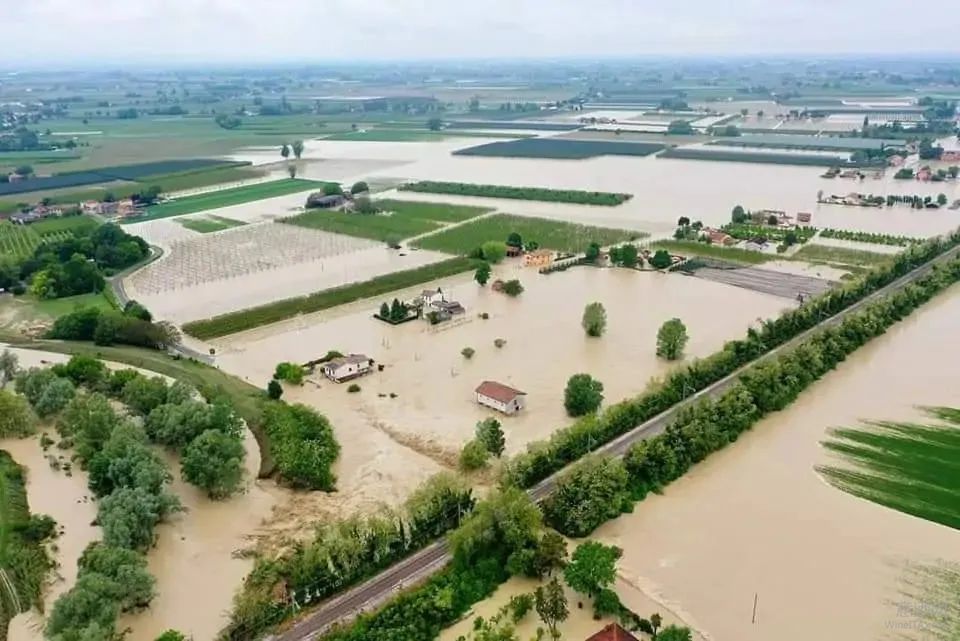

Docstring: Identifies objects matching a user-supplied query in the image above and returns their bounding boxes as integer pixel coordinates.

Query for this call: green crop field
[399,181,632,206]
[0,223,43,260]
[182,256,481,339]
[709,133,906,151]
[413,214,642,254]
[280,199,491,241]
[125,179,326,223]
[793,244,893,267]
[818,408,960,531]
[30,215,101,236]
[177,215,248,234]
[658,147,884,168]
[452,137,665,159]
[649,240,777,265]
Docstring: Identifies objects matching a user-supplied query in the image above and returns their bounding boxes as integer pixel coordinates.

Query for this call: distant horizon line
[3,51,960,73]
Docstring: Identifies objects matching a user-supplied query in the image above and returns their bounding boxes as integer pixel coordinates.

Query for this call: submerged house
[475,380,526,415]
[583,623,640,641]
[321,354,373,382]
[417,288,466,323]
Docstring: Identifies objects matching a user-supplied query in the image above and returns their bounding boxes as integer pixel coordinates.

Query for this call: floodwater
[228,137,960,240]
[593,285,960,641]
[0,347,278,641]
[214,265,788,472]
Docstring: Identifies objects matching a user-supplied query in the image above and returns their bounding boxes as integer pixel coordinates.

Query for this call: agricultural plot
[30,214,101,236]
[709,133,906,151]
[658,147,884,168]
[177,215,248,234]
[1,215,103,259]
[793,244,893,267]
[129,179,326,223]
[280,199,491,241]
[444,120,580,131]
[0,222,43,259]
[399,181,632,206]
[452,137,665,159]
[127,222,380,294]
[413,213,641,254]
[0,158,242,196]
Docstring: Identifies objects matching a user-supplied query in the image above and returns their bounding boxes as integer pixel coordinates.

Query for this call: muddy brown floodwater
[215,265,788,455]
[593,284,960,641]
[0,347,278,641]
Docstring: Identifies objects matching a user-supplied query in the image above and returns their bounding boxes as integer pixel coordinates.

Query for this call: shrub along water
[398,180,632,206]
[504,229,960,490]
[224,473,475,641]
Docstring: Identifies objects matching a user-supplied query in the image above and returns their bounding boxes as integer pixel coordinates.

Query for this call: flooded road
[594,285,960,641]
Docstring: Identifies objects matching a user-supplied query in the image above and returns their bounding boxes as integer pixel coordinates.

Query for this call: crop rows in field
[658,147,886,168]
[399,180,632,206]
[413,213,642,254]
[128,222,378,293]
[709,133,906,152]
[452,137,664,159]
[129,178,325,223]
[0,223,83,260]
[280,199,492,241]
[0,158,245,196]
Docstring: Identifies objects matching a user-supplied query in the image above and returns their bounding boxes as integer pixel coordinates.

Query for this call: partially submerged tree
[476,417,505,457]
[581,302,607,337]
[657,318,689,360]
[475,262,492,286]
[534,577,568,641]
[291,140,304,159]
[563,374,603,417]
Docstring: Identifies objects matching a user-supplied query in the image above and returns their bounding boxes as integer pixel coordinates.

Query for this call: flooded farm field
[213,264,789,462]
[230,138,960,240]
[0,348,278,641]
[592,285,960,641]
[124,223,450,323]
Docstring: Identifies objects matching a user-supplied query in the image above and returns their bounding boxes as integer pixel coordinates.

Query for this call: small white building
[418,288,445,307]
[321,354,373,383]
[475,380,526,415]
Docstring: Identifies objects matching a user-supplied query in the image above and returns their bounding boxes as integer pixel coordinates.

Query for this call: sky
[3,0,959,66]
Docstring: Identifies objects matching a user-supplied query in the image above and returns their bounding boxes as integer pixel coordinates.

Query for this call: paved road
[274,243,960,641]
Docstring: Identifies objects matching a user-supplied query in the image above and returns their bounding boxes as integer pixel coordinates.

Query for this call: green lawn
[126,179,325,223]
[30,215,101,236]
[182,256,480,339]
[31,291,116,317]
[280,199,492,241]
[177,215,248,234]
[413,214,642,254]
[819,407,960,530]
[793,244,893,267]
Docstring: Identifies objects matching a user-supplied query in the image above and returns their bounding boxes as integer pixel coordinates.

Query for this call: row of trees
[279,140,305,160]
[542,251,960,539]
[46,304,180,351]
[225,473,475,641]
[502,228,960,489]
[261,401,340,490]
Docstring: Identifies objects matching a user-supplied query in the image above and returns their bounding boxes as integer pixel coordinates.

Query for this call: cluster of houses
[416,287,466,323]
[6,197,143,225]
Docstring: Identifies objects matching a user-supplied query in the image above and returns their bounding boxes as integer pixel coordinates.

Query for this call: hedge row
[398,180,632,206]
[545,252,960,537]
[182,257,480,339]
[504,229,960,489]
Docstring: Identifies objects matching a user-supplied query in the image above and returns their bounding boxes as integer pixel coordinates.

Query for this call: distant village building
[475,380,526,415]
[416,288,465,323]
[321,354,373,383]
[744,236,770,252]
[583,623,640,641]
[797,212,813,223]
[505,245,523,258]
[523,249,555,268]
[7,173,25,183]
[942,150,960,162]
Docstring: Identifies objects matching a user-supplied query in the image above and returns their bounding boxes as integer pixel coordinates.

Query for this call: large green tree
[0,389,35,437]
[543,456,629,537]
[563,373,604,417]
[476,417,506,457]
[563,541,622,597]
[534,577,568,641]
[657,318,688,360]
[181,429,245,499]
[581,302,607,337]
[0,349,18,388]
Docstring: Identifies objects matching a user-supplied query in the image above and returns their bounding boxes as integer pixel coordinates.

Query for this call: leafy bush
[0,389,36,437]
[262,402,340,490]
[543,456,629,537]
[459,438,490,471]
[564,374,604,417]
[181,429,245,499]
[347,383,361,393]
[581,302,607,337]
[461,347,476,359]
[656,318,688,360]
[273,362,305,385]
[501,279,524,296]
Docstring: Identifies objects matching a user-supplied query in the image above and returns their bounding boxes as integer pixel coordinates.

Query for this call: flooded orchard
[593,285,960,641]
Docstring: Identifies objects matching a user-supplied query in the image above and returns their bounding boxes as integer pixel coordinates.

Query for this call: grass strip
[182,257,481,339]
[650,240,777,265]
[794,244,893,267]
[128,179,325,222]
